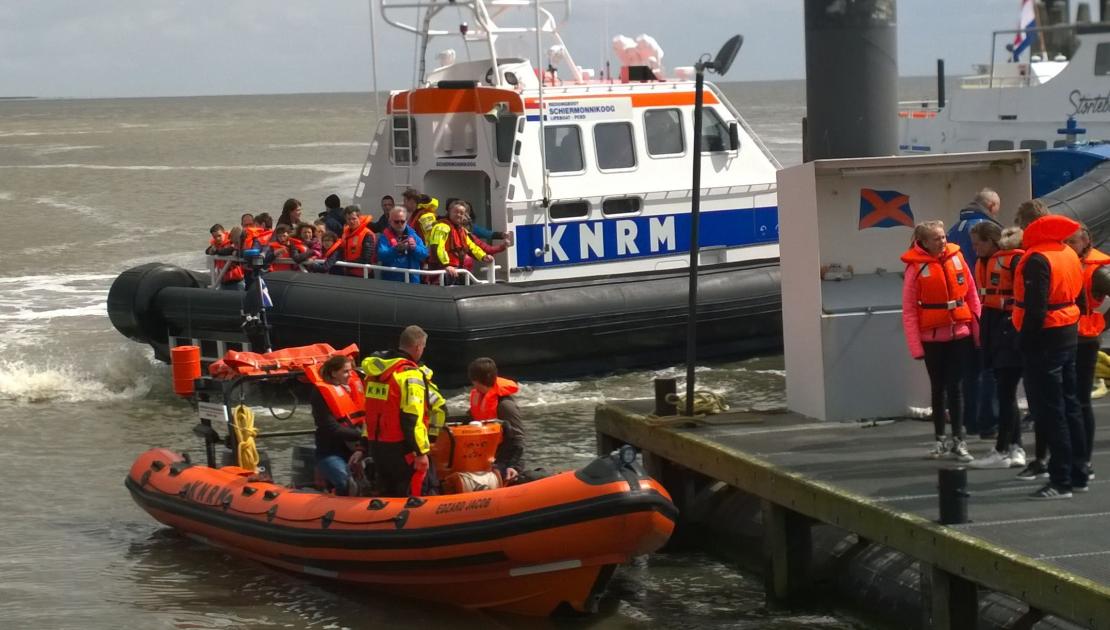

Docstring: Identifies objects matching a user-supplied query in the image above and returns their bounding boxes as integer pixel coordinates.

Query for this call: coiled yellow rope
[231,404,260,472]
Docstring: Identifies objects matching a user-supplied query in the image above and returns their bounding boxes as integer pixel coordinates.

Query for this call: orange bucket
[431,421,503,479]
[171,345,201,396]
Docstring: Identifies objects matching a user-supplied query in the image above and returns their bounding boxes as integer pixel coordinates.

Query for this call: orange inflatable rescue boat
[129,344,676,616]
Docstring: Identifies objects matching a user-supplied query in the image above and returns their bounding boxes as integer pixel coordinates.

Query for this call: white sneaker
[1007,445,1027,468]
[927,439,946,459]
[951,439,974,463]
[971,449,1011,469]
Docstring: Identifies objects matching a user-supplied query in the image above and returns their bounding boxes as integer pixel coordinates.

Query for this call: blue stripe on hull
[514,206,779,268]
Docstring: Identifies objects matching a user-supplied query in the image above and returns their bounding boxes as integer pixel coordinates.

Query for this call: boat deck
[595,399,1110,628]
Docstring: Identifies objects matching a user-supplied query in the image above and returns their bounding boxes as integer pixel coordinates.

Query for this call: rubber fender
[1039,161,1110,248]
[107,263,201,344]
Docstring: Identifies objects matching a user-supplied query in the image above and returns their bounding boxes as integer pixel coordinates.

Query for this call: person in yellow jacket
[427,200,493,285]
[361,325,445,496]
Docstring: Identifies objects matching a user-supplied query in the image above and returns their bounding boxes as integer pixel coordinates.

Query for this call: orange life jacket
[327,216,374,277]
[363,357,420,444]
[303,366,366,428]
[1079,247,1110,337]
[1012,216,1084,331]
[243,226,272,250]
[209,233,244,283]
[900,242,973,331]
[469,377,520,421]
[432,218,470,268]
[267,240,297,272]
[974,248,1023,312]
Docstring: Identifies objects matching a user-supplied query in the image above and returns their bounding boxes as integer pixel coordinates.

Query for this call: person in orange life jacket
[371,195,396,233]
[968,223,1027,469]
[240,213,255,228]
[321,193,345,236]
[242,212,273,251]
[325,205,376,277]
[309,232,344,274]
[361,325,434,497]
[277,198,303,229]
[901,220,981,462]
[377,207,428,283]
[468,357,524,482]
[262,225,300,272]
[427,200,492,285]
[295,223,322,260]
[205,224,245,291]
[950,190,1003,440]
[310,355,367,496]
[1012,200,1088,498]
[277,223,313,267]
[1065,225,1110,483]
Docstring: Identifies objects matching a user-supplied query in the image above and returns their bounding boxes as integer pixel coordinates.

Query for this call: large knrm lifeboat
[107,0,783,384]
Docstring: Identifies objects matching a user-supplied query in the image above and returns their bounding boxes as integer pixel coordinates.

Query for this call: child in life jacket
[206,224,245,290]
[969,223,1027,470]
[901,220,981,463]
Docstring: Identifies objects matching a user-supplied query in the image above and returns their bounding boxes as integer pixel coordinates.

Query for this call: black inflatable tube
[107,260,782,385]
[1039,160,1110,246]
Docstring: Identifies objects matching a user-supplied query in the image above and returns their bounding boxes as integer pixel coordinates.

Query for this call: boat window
[544,125,585,173]
[602,197,642,217]
[549,200,589,220]
[1020,139,1047,151]
[495,113,519,164]
[987,140,1014,151]
[1097,43,1110,75]
[644,108,685,156]
[700,108,732,153]
[392,115,417,164]
[594,122,637,170]
[1053,140,1068,148]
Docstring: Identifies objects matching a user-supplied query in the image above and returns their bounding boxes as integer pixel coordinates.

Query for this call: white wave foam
[0,302,106,321]
[0,191,12,201]
[0,351,157,403]
[33,195,111,222]
[0,163,362,173]
[267,142,368,149]
[34,144,102,156]
[0,130,107,138]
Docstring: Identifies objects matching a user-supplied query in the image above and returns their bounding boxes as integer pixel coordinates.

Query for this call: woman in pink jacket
[901,220,981,462]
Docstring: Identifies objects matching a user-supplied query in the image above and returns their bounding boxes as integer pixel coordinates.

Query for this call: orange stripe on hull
[523,91,719,110]
[388,89,525,115]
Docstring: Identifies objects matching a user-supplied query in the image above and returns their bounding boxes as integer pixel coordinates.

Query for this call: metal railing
[206,255,497,288]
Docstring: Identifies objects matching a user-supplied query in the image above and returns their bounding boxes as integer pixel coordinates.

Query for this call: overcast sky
[0,0,1063,98]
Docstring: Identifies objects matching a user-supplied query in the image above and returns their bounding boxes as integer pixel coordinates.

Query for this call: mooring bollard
[654,377,677,416]
[937,467,969,525]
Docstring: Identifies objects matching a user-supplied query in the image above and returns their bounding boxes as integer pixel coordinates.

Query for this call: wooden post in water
[762,500,813,604]
[930,565,980,630]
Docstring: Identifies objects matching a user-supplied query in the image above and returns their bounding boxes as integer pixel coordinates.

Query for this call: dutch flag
[258,276,274,309]
[1009,0,1037,61]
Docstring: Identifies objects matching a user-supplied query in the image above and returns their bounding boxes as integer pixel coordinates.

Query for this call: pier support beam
[762,500,813,604]
[929,565,980,630]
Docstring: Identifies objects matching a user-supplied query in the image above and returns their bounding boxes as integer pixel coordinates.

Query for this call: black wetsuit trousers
[1077,337,1099,461]
[371,442,414,498]
[923,338,972,440]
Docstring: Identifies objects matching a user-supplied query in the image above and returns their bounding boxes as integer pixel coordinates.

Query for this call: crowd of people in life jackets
[901,188,1110,499]
[205,189,513,289]
[309,325,525,498]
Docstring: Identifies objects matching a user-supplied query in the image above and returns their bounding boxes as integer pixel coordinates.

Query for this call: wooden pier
[596,399,1110,629]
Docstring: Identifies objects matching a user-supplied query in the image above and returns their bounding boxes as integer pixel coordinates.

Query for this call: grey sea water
[0,80,937,629]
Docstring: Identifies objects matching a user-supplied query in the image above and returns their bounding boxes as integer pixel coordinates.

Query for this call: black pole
[685,64,706,417]
[936,59,946,109]
[804,0,898,159]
